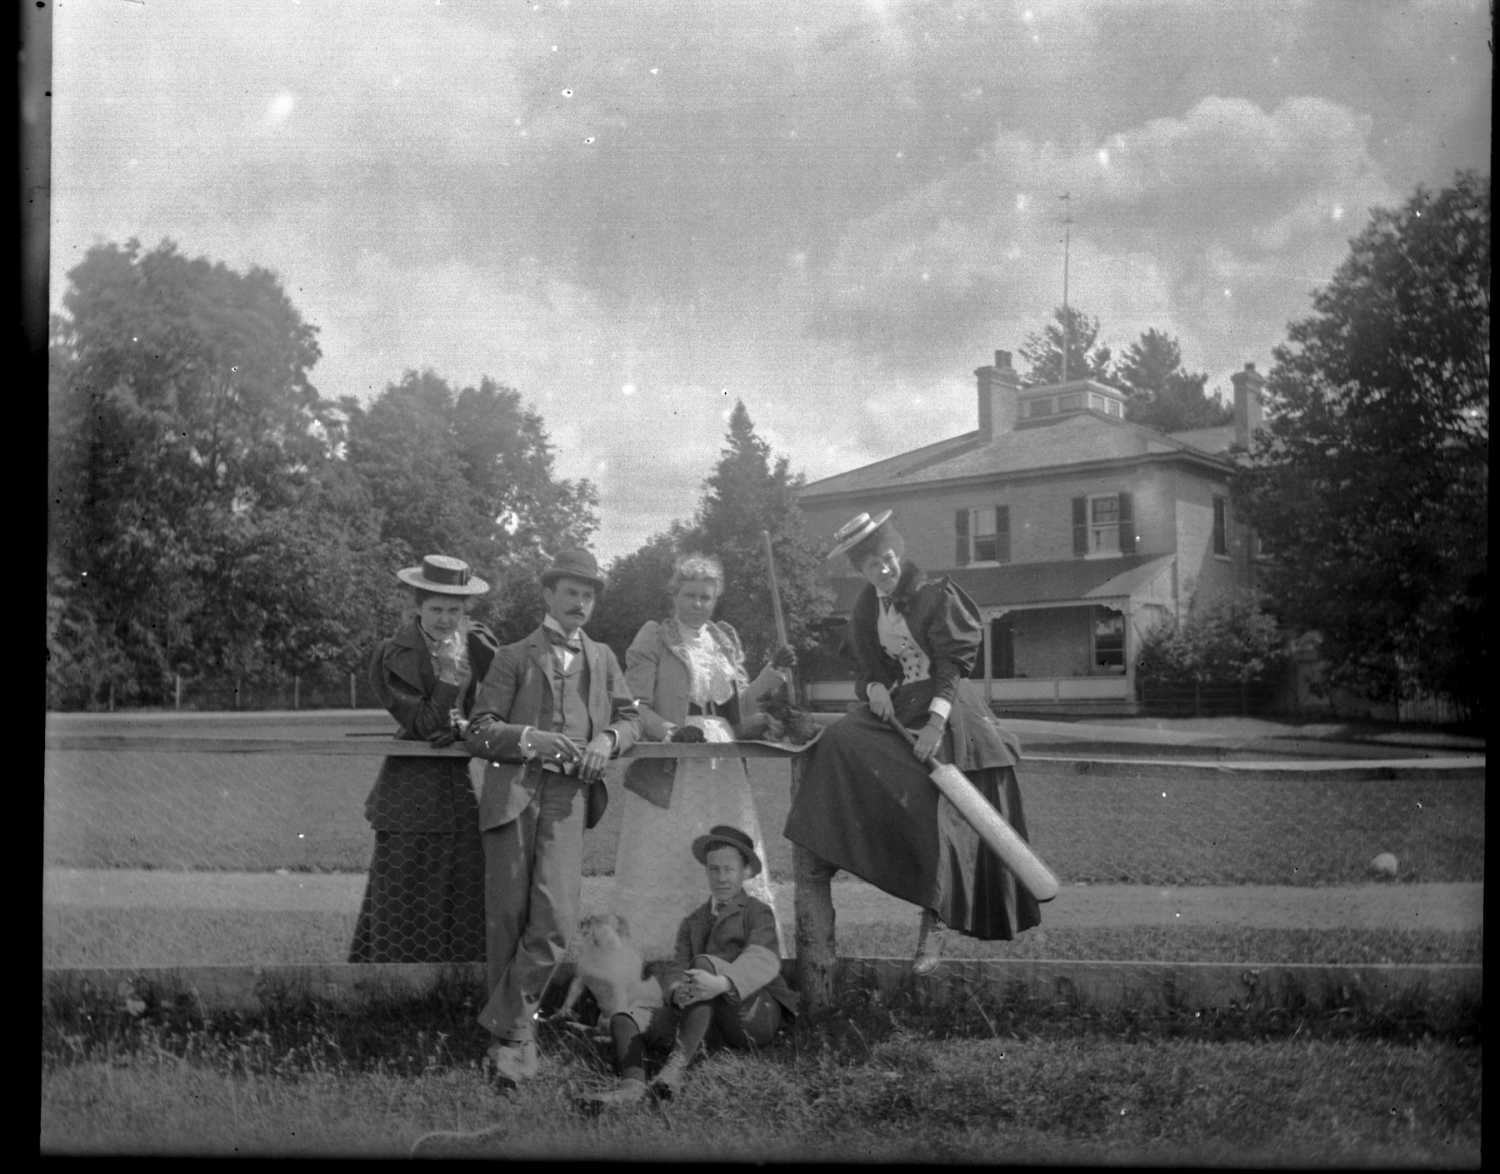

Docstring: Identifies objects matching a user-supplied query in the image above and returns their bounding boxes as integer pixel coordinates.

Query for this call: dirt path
[43,868,1484,933]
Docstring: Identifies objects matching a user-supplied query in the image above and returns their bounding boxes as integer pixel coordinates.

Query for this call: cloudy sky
[49,0,1490,563]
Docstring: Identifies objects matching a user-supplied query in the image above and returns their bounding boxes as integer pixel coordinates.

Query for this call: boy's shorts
[605,982,665,1035]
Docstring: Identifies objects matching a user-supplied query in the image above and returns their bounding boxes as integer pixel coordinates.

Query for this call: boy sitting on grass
[579,824,800,1108]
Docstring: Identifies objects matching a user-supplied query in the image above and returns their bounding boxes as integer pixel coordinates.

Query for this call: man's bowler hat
[691,824,763,878]
[539,548,606,591]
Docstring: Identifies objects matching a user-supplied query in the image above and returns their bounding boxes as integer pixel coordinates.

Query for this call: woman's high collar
[878,559,925,607]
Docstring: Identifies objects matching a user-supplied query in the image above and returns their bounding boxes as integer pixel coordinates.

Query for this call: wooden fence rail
[44,727,839,1010]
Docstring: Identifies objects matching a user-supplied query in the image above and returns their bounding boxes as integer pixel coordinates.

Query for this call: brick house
[797,349,1267,715]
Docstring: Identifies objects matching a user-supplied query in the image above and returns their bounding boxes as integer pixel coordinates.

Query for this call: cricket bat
[891,720,1060,903]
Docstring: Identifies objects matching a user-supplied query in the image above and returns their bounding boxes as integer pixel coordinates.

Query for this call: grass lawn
[43,751,1486,884]
[40,979,1481,1162]
[41,902,1485,968]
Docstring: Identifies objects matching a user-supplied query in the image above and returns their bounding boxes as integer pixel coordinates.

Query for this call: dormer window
[1019,379,1126,425]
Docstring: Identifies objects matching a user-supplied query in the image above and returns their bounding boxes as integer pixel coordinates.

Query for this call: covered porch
[806,555,1177,717]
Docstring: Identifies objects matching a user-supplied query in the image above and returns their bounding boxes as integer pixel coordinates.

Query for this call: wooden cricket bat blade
[928,762,1060,902]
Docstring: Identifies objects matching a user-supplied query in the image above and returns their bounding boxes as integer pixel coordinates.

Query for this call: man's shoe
[578,1078,649,1110]
[651,1047,691,1098]
[486,1039,540,1085]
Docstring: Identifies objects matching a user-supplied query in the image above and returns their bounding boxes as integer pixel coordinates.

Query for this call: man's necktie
[546,628,582,653]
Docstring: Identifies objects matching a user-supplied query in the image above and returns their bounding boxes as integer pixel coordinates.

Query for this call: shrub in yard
[1135,590,1288,699]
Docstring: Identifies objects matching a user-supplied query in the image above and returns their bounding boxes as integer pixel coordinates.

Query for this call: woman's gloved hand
[912,715,945,763]
[865,681,895,721]
[734,712,784,741]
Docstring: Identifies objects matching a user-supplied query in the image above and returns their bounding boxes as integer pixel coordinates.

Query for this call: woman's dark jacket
[847,560,1020,771]
[364,619,500,832]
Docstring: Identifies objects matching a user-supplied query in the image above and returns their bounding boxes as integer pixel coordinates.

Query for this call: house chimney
[976,349,1022,439]
[1230,362,1265,450]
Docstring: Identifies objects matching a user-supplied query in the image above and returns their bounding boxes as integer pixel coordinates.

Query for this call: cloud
[801,93,1398,384]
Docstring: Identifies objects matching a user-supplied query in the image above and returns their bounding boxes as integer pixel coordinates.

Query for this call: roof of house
[801,412,1235,500]
[829,553,1175,612]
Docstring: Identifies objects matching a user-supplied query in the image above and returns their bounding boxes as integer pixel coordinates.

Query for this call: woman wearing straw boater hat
[784,511,1041,974]
[349,554,498,964]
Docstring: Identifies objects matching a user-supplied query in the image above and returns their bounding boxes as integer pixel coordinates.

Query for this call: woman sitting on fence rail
[350,554,498,964]
[784,511,1041,974]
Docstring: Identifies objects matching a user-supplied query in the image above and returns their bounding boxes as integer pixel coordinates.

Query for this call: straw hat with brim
[826,509,895,563]
[539,548,606,591]
[691,825,762,878]
[396,554,490,595]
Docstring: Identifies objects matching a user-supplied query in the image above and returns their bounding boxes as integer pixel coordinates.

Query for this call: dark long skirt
[785,700,1042,941]
[348,830,487,963]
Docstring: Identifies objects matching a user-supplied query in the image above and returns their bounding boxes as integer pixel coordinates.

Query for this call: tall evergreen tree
[1115,328,1232,431]
[1018,305,1115,386]
[675,402,833,668]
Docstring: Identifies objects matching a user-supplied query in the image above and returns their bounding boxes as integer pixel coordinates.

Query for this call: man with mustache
[463,549,641,1085]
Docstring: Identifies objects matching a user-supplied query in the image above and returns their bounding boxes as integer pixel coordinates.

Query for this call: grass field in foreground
[40,981,1481,1162]
[41,902,1485,968]
[44,750,1486,885]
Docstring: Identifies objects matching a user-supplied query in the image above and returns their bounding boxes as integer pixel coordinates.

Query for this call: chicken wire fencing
[42,719,1483,970]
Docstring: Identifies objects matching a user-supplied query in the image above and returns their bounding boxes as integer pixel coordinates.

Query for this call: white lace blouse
[681,624,740,709]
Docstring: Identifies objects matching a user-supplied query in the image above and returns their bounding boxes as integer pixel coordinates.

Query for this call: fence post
[293,674,301,711]
[108,682,115,713]
[234,677,242,710]
[174,674,182,710]
[790,756,836,1013]
[349,672,357,709]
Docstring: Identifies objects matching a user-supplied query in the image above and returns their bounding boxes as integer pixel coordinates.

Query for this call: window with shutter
[960,506,1011,564]
[1078,493,1131,556]
[1212,495,1228,556]
[954,510,969,566]
[1087,494,1121,555]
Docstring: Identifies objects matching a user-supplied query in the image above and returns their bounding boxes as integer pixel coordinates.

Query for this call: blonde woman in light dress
[608,553,795,960]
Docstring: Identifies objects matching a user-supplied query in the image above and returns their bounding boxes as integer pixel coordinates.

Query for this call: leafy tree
[342,369,600,643]
[1235,171,1489,720]
[677,402,833,669]
[588,528,688,659]
[1114,328,1232,432]
[48,239,340,704]
[1018,305,1115,386]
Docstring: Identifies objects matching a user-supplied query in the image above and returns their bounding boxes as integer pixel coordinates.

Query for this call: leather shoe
[486,1039,540,1085]
[579,1078,648,1110]
[912,909,947,976]
[651,1047,691,1098]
